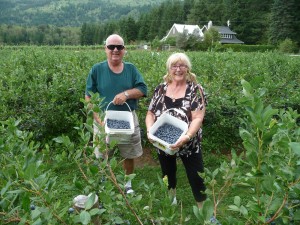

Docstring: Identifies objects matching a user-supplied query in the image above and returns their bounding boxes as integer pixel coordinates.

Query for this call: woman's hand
[147,131,154,143]
[170,134,190,150]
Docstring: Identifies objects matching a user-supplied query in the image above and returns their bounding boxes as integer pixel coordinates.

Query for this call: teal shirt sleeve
[85,66,98,97]
[129,63,147,97]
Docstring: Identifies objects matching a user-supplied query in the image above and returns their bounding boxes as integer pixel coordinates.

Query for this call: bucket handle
[105,101,132,112]
[162,108,189,123]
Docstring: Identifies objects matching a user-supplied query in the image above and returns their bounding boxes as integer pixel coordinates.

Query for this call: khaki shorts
[93,111,143,159]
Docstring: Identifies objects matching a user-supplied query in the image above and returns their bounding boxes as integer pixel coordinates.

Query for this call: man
[85,34,147,194]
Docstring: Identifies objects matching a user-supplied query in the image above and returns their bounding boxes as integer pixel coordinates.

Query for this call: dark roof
[213,26,236,35]
[220,36,244,44]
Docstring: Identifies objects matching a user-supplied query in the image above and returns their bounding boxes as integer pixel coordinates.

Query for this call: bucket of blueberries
[148,108,188,155]
[104,101,134,144]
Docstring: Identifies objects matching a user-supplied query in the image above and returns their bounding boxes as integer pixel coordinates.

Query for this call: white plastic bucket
[104,101,134,144]
[148,108,188,155]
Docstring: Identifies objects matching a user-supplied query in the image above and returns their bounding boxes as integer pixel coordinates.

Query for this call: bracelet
[185,133,191,141]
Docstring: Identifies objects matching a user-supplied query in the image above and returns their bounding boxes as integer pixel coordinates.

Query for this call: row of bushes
[0,48,299,153]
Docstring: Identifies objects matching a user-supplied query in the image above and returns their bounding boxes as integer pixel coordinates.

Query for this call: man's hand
[113,92,127,105]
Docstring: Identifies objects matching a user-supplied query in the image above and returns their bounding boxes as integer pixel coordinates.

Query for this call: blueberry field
[0,46,300,224]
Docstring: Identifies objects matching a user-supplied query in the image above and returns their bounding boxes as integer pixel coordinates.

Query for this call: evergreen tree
[187,0,209,25]
[137,14,151,41]
[158,0,185,38]
[183,0,195,22]
[222,0,272,44]
[269,0,299,45]
[148,6,164,40]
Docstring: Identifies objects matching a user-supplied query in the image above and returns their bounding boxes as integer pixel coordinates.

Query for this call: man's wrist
[124,91,129,99]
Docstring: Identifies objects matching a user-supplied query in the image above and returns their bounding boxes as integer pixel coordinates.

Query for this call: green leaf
[31,208,41,220]
[212,168,219,178]
[290,142,300,156]
[228,205,240,212]
[32,218,42,225]
[80,211,91,225]
[52,136,64,143]
[262,177,275,192]
[254,100,264,115]
[114,216,124,223]
[234,196,241,207]
[21,193,30,212]
[24,162,37,180]
[193,205,203,221]
[1,180,11,196]
[85,123,94,134]
[74,181,84,190]
[239,128,252,141]
[294,209,300,220]
[240,205,248,216]
[202,199,214,221]
[241,79,253,97]
[88,164,98,175]
[89,208,102,216]
[262,105,278,124]
[85,193,96,210]
[125,173,136,182]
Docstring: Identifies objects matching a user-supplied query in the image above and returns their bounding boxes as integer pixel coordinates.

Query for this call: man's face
[105,36,125,64]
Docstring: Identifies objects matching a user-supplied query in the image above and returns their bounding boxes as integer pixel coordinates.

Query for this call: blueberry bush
[0,46,299,224]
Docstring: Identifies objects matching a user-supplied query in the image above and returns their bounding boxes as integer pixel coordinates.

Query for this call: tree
[269,0,299,46]
[222,0,273,44]
[187,0,209,25]
[121,16,138,43]
[137,14,151,41]
[203,27,220,50]
[158,0,185,38]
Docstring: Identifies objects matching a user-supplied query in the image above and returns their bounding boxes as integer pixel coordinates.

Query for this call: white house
[161,23,204,41]
[162,21,244,44]
[202,21,244,44]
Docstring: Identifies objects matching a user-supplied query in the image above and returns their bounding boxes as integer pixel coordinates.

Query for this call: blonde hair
[163,52,197,83]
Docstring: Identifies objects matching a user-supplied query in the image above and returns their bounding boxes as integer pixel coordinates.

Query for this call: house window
[173,28,175,34]
[221,34,233,39]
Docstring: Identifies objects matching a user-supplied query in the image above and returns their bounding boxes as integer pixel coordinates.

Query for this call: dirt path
[135,147,159,168]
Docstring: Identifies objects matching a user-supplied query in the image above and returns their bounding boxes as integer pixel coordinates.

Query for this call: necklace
[170,85,179,102]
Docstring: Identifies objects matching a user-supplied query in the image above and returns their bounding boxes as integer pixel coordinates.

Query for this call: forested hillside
[0,0,165,26]
[0,0,299,48]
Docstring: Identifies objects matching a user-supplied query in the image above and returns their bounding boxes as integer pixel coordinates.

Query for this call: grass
[53,148,243,224]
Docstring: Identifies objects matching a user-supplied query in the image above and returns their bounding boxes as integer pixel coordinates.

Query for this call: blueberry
[68,207,74,214]
[153,123,183,144]
[107,119,130,129]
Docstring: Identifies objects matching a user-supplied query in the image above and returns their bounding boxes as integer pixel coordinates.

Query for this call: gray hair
[105,34,124,46]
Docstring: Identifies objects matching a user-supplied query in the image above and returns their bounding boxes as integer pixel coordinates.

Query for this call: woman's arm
[186,107,206,138]
[145,111,155,132]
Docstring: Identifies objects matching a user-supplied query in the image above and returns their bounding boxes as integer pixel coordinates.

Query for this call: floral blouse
[148,81,207,156]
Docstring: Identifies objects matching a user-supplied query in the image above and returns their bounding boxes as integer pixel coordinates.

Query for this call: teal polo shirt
[85,60,147,111]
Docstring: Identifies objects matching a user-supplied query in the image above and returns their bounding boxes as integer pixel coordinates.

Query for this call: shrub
[278,38,299,54]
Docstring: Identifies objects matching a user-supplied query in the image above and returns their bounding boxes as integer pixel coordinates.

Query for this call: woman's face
[169,60,188,82]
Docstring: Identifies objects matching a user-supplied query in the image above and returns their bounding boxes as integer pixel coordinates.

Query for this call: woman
[145,52,207,208]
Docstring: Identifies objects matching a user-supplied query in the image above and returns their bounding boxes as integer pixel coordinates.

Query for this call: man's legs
[123,158,134,175]
[123,158,134,194]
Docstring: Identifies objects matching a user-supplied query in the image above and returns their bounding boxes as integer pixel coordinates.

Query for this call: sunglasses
[106,45,125,51]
